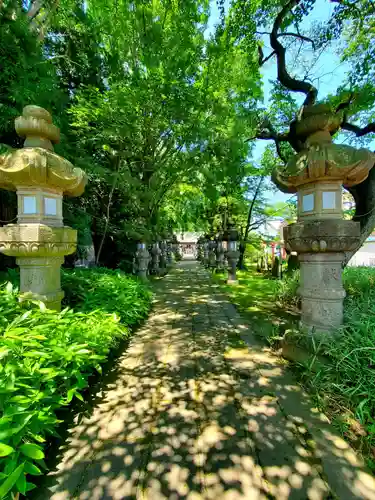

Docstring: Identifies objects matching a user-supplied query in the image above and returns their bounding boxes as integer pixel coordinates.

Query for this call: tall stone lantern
[135,242,150,280]
[0,106,87,310]
[272,104,374,332]
[225,224,240,284]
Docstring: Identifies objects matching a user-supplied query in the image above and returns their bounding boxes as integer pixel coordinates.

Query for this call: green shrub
[311,268,375,441]
[0,269,151,499]
[277,266,375,466]
[275,270,300,308]
[61,267,151,324]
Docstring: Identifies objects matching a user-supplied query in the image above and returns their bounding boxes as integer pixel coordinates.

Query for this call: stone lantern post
[197,237,203,262]
[166,235,173,266]
[160,239,168,272]
[208,238,216,271]
[215,234,225,272]
[225,225,240,284]
[202,237,209,267]
[272,104,374,332]
[135,242,150,280]
[151,240,161,275]
[0,106,87,310]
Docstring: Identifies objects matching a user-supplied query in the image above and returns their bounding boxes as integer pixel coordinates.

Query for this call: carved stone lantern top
[272,104,375,221]
[0,106,87,197]
[273,104,374,195]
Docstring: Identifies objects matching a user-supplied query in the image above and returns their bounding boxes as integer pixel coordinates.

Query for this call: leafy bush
[61,267,151,324]
[0,269,151,498]
[309,268,375,451]
[275,269,300,308]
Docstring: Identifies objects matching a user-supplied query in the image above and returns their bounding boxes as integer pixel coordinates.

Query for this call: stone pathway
[42,261,375,499]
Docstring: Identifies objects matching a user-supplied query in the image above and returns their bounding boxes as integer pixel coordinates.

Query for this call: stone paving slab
[40,261,375,499]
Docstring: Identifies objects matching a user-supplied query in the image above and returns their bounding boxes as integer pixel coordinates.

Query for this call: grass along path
[212,266,299,343]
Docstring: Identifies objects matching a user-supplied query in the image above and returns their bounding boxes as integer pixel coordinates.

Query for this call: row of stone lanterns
[197,225,240,283]
[134,235,179,280]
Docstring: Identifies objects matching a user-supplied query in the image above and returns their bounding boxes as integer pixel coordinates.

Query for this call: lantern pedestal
[203,242,209,267]
[0,224,77,310]
[208,241,216,271]
[226,249,240,284]
[151,242,161,275]
[215,242,225,273]
[18,257,65,310]
[166,242,173,266]
[284,219,360,332]
[135,243,150,280]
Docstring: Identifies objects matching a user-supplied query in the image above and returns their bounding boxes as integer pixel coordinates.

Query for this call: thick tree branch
[270,0,318,106]
[260,50,277,66]
[278,32,315,49]
[341,121,375,137]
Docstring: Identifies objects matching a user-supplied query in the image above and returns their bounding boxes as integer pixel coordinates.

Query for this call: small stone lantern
[0,106,87,310]
[225,224,240,284]
[202,237,209,267]
[215,234,225,272]
[208,238,216,271]
[135,242,150,280]
[150,240,161,275]
[273,104,374,332]
[166,236,173,266]
[171,234,181,261]
[159,239,168,272]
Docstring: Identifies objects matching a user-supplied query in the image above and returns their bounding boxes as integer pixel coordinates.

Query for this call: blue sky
[206,0,350,205]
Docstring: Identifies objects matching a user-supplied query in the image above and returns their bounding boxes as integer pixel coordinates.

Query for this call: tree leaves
[0,445,14,458]
[19,444,44,460]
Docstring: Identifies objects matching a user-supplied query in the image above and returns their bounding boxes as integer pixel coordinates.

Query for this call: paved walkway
[43,261,375,499]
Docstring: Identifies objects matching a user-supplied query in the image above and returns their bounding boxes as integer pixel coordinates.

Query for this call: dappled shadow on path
[40,261,375,500]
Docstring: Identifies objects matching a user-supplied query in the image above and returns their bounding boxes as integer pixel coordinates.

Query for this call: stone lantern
[171,234,181,261]
[166,235,173,266]
[215,234,225,272]
[135,242,150,280]
[225,224,240,284]
[150,240,161,275]
[208,238,217,271]
[202,237,209,267]
[159,239,168,272]
[272,103,374,332]
[0,106,87,310]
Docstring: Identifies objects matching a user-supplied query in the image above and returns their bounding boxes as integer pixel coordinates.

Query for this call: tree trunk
[345,167,375,266]
[239,176,264,269]
[96,162,119,265]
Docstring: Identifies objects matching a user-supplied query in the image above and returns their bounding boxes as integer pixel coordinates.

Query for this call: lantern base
[17,256,65,311]
[137,269,148,281]
[298,253,346,333]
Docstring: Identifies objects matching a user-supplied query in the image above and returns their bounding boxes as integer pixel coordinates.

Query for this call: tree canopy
[1,0,375,268]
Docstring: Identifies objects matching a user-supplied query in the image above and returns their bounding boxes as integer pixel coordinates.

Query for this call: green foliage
[0,269,151,499]
[0,2,61,146]
[62,267,151,323]
[273,266,375,468]
[275,269,300,308]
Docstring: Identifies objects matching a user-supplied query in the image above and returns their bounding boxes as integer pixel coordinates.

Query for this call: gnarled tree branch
[270,0,318,106]
[341,121,375,137]
[278,32,315,48]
